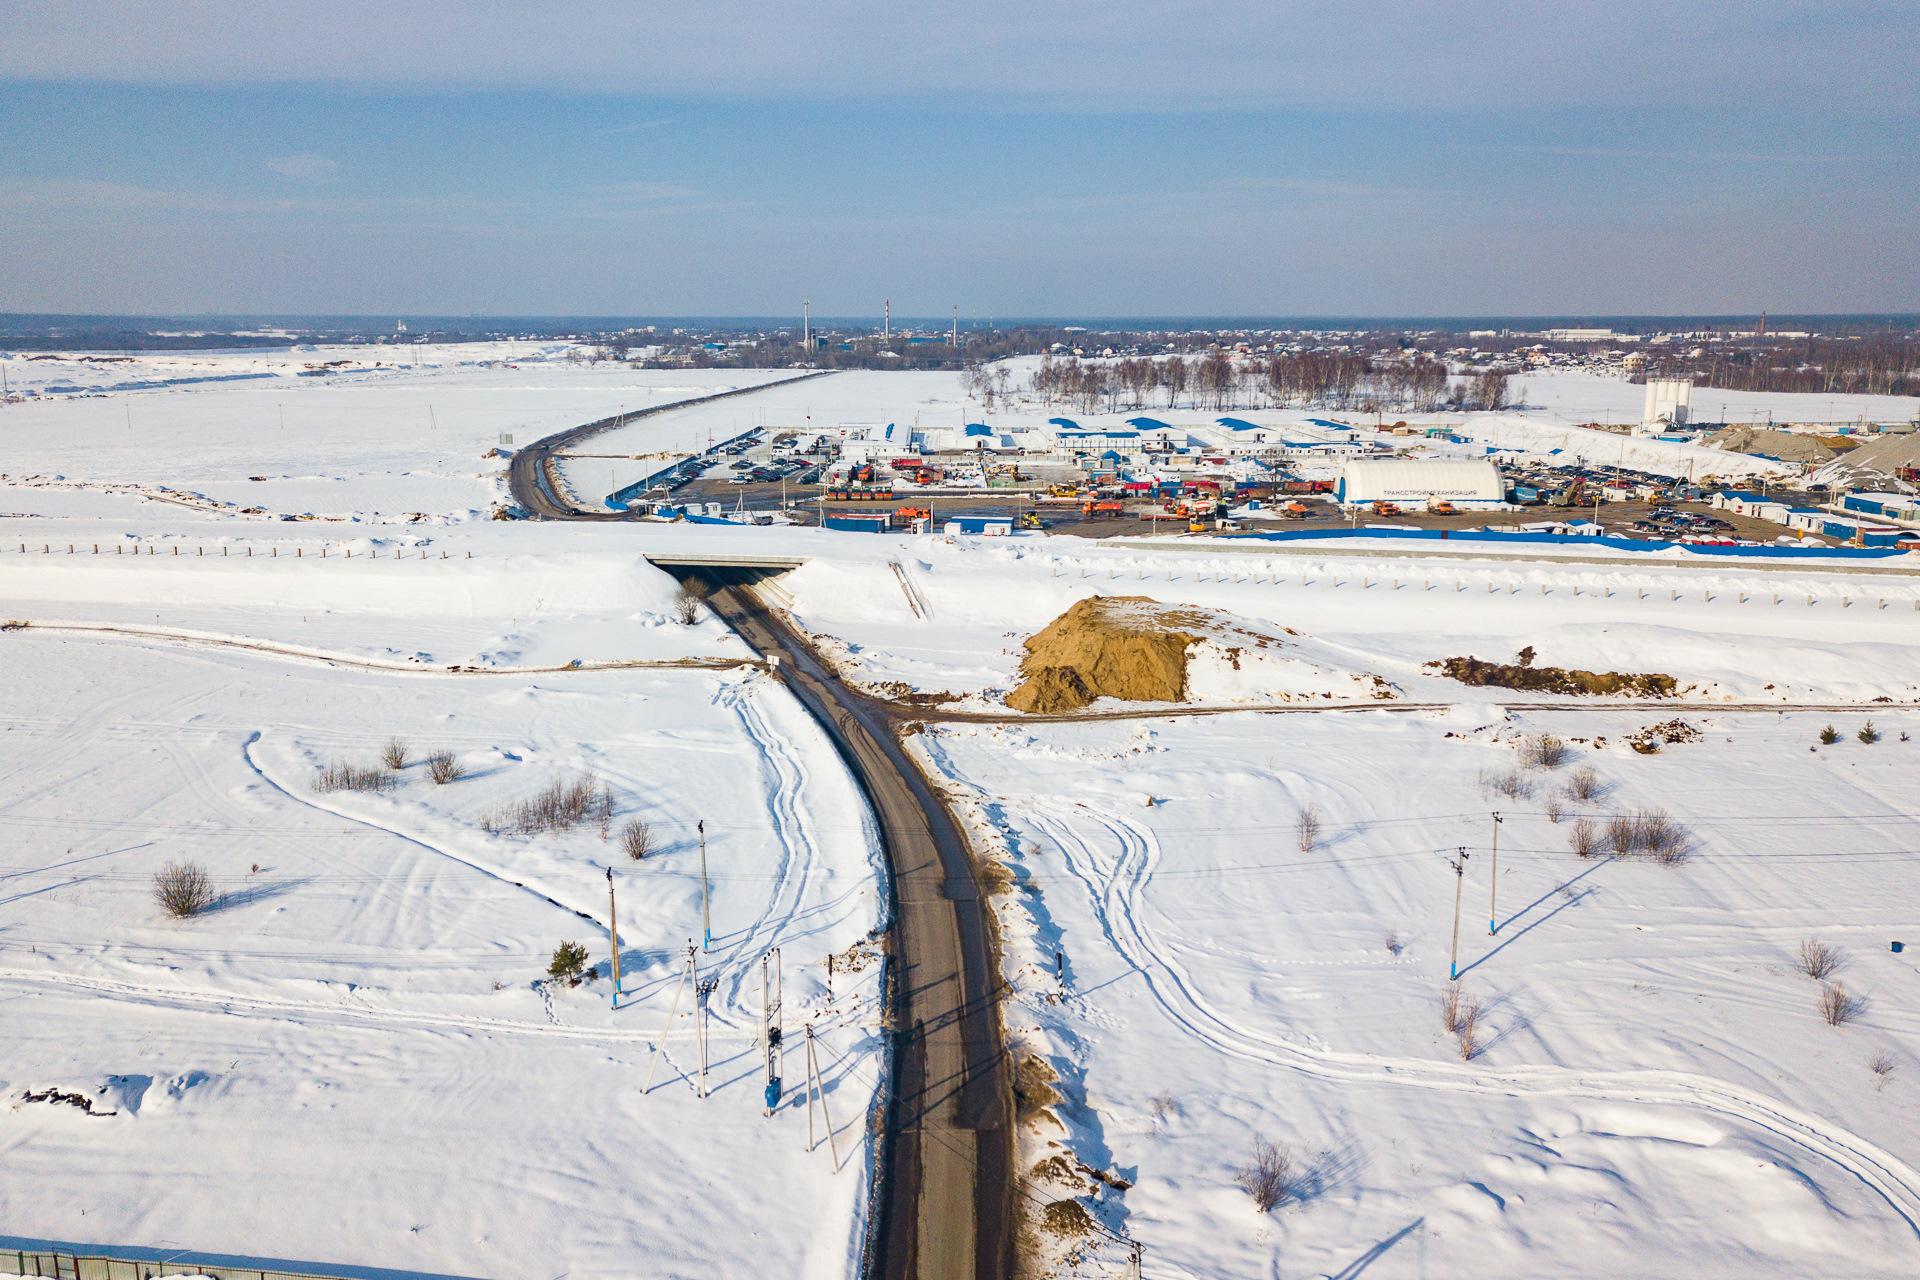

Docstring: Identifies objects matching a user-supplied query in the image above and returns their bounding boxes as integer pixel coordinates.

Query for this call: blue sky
[2,1,1914,317]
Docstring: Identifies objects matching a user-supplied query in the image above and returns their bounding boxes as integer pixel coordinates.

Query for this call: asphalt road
[502,380,1013,1280]
[505,371,835,519]
[703,574,1013,1280]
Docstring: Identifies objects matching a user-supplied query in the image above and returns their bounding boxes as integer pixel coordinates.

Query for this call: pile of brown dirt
[1006,597,1197,713]
[1430,655,1677,698]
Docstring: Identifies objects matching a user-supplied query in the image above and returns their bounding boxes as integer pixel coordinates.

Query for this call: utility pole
[1487,813,1504,934]
[763,949,783,1115]
[1448,847,1471,980]
[696,971,719,1098]
[607,867,622,1007]
[699,819,711,951]
[806,1024,841,1169]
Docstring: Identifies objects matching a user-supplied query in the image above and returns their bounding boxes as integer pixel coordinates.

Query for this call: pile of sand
[1004,596,1399,713]
[1007,597,1194,713]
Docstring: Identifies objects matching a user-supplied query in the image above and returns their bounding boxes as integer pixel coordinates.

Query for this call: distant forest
[1635,338,1920,398]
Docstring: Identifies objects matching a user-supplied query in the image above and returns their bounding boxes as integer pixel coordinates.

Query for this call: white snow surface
[6,354,1920,1278]
[909,707,1920,1278]
[0,553,887,1278]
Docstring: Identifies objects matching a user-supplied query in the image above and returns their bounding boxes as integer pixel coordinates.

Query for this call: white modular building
[1335,458,1505,507]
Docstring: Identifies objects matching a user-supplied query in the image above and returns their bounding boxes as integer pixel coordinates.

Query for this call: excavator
[1552,476,1588,508]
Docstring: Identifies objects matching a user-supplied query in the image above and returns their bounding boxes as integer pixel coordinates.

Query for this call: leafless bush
[621,818,654,861]
[1149,1091,1180,1123]
[1441,982,1484,1057]
[1869,1051,1896,1089]
[1545,797,1565,824]
[313,761,395,793]
[1384,930,1402,956]
[425,749,465,784]
[1565,765,1603,802]
[1296,803,1322,853]
[482,770,615,836]
[672,578,709,625]
[1480,769,1533,801]
[1519,733,1570,770]
[1568,817,1601,857]
[1457,1000,1484,1060]
[1798,937,1841,981]
[153,861,216,917]
[1605,808,1690,864]
[379,737,409,770]
[1236,1136,1298,1213]
[1820,982,1862,1027]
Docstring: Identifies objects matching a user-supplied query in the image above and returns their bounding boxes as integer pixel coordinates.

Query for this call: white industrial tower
[1640,379,1692,434]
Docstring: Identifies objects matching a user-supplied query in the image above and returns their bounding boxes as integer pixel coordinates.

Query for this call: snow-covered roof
[1337,457,1505,502]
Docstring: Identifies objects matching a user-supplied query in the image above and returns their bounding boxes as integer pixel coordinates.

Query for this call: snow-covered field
[4,352,1919,1278]
[777,539,1920,708]
[0,553,888,1280]
[1,343,791,524]
[766,530,1920,1277]
[912,705,1920,1278]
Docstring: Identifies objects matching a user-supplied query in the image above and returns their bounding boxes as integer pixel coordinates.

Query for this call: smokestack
[884,300,890,343]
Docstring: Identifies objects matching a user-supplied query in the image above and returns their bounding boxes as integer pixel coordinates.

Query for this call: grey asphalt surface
[504,379,1014,1280]
[703,575,1013,1280]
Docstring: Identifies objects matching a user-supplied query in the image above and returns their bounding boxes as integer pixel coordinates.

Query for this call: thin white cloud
[265,153,340,182]
[1,2,1911,114]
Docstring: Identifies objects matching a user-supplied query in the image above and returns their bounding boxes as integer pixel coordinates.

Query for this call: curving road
[503,385,1012,1280]
[506,371,835,518]
[703,574,1013,1280]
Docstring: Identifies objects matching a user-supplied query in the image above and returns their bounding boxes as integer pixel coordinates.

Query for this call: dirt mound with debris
[1703,425,1837,464]
[1431,655,1677,698]
[1007,597,1197,713]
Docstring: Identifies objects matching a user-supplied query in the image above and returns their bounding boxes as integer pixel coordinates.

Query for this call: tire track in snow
[0,968,759,1044]
[1026,804,1920,1245]
[710,675,819,1013]
[240,731,609,936]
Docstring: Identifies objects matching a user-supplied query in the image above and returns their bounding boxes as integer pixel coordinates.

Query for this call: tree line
[1022,353,1512,414]
[1637,337,1920,399]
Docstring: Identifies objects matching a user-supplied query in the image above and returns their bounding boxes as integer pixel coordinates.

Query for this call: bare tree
[1296,803,1322,853]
